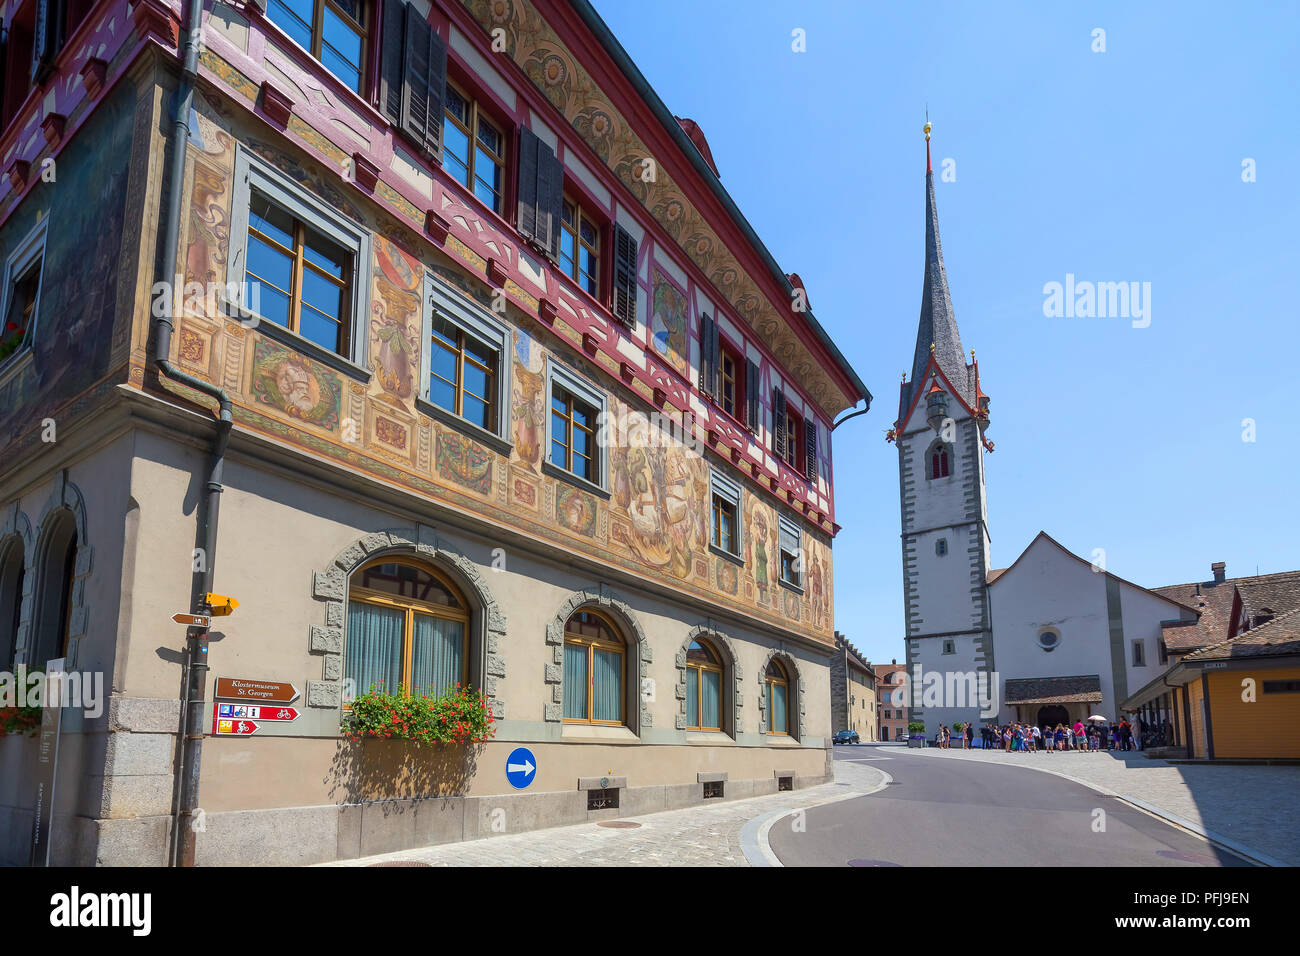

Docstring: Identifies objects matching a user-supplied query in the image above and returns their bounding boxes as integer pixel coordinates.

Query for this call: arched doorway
[1036,704,1068,728]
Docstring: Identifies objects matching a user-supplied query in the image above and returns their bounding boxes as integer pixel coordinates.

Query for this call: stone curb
[741,765,892,867]
[892,748,1285,868]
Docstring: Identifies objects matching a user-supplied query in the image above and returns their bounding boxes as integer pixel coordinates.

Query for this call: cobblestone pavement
[895,746,1300,865]
[325,759,888,867]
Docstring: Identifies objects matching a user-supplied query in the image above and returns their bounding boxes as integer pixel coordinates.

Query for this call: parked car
[833,730,860,745]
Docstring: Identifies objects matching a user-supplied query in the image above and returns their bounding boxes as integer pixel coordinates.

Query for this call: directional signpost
[212,701,301,736]
[213,678,300,704]
[172,612,211,628]
[505,747,537,789]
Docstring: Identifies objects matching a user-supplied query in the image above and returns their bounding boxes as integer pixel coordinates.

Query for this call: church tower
[890,121,994,733]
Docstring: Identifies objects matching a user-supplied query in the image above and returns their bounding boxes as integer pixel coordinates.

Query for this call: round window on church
[1038,629,1061,652]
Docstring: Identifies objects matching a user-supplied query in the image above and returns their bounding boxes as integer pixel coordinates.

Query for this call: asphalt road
[768,746,1250,867]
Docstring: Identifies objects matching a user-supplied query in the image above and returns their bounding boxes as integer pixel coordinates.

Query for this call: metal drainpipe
[152,0,233,867]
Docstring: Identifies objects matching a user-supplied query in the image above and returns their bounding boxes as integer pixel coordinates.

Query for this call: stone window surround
[0,217,49,377]
[2,473,93,669]
[308,526,507,715]
[674,623,742,736]
[544,586,651,734]
[756,646,805,740]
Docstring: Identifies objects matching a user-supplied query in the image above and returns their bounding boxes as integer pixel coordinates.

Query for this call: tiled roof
[1155,569,1300,652]
[1237,571,1300,625]
[1004,675,1102,705]
[986,568,1007,584]
[1185,607,1300,661]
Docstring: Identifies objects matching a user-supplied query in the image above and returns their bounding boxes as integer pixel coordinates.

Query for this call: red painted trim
[894,355,979,431]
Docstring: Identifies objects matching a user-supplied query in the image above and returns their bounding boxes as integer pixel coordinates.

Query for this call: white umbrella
[1086,714,1108,722]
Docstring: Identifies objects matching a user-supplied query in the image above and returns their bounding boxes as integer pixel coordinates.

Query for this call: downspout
[152,0,233,867]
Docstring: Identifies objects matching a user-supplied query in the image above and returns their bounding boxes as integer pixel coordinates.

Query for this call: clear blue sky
[592,0,1300,665]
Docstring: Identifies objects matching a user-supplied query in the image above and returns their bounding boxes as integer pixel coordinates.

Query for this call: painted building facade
[0,0,869,864]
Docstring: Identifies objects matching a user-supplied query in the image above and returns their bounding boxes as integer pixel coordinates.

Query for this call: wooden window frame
[266,0,370,95]
[559,194,602,298]
[428,315,498,432]
[544,360,607,493]
[345,556,469,703]
[562,609,626,726]
[246,197,354,353]
[550,387,596,483]
[710,495,737,554]
[685,639,724,732]
[708,468,743,560]
[442,78,508,215]
[719,341,743,421]
[765,660,790,736]
[0,219,48,373]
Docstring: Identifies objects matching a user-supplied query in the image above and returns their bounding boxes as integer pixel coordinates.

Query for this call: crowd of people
[932,718,1139,752]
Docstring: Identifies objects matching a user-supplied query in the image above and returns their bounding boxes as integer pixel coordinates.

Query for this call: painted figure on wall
[608,404,706,580]
[436,429,493,495]
[809,552,825,630]
[251,339,342,430]
[650,269,689,378]
[745,492,777,607]
[370,237,421,400]
[511,330,545,474]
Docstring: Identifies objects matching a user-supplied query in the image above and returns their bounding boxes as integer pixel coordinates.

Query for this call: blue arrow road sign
[505,747,537,789]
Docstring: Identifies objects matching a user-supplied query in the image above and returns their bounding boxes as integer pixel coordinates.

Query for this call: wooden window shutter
[379,0,408,128]
[745,359,760,430]
[772,388,787,460]
[516,127,539,245]
[699,313,719,397]
[517,128,563,259]
[804,418,818,479]
[397,7,446,161]
[612,224,637,325]
[32,0,63,85]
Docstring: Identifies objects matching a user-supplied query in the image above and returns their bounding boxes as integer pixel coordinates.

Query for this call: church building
[890,124,1202,735]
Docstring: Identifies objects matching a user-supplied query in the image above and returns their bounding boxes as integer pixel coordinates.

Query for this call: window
[562,610,625,725]
[928,442,950,479]
[559,197,600,297]
[428,314,496,431]
[702,780,723,799]
[935,538,947,557]
[1263,680,1300,694]
[778,513,802,589]
[0,221,46,370]
[378,0,446,160]
[942,639,955,655]
[229,149,370,364]
[420,276,512,446]
[443,83,505,214]
[1038,629,1060,652]
[545,362,607,490]
[266,0,368,93]
[719,341,744,420]
[1132,639,1145,667]
[685,639,723,731]
[31,510,76,669]
[0,537,23,671]
[345,558,467,700]
[765,658,791,735]
[246,190,353,354]
[709,470,742,559]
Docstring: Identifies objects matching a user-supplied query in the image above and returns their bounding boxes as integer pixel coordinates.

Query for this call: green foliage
[907,721,925,734]
[340,683,496,745]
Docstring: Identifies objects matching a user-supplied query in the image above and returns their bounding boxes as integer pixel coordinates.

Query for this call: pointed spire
[908,120,971,406]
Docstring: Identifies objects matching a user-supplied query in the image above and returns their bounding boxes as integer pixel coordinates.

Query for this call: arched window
[31,512,76,669]
[0,536,23,671]
[765,658,791,735]
[562,609,625,725]
[345,558,468,698]
[685,638,723,731]
[928,443,950,480]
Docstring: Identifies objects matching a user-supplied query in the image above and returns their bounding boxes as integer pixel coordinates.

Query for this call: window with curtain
[685,638,723,731]
[0,538,23,672]
[345,558,468,700]
[562,609,625,725]
[765,658,790,735]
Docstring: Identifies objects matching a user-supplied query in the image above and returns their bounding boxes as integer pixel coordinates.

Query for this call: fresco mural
[370,236,421,401]
[146,99,834,642]
[650,269,689,379]
[436,428,493,495]
[250,339,343,430]
[608,399,707,580]
[459,0,854,418]
[510,329,546,475]
[0,87,133,445]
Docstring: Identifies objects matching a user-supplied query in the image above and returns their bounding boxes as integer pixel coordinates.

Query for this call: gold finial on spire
[901,371,907,382]
[970,349,976,360]
[930,342,935,353]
